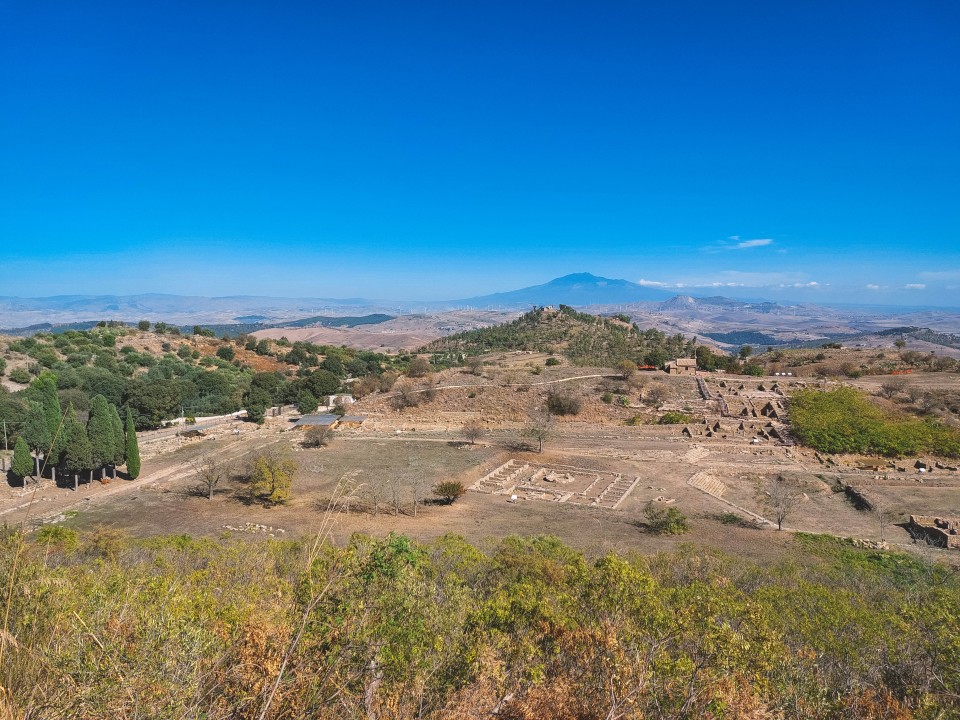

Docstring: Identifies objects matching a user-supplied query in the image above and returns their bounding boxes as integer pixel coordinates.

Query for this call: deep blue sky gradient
[2,1,958,304]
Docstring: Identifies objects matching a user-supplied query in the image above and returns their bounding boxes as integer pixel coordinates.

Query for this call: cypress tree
[60,403,92,490]
[125,407,141,480]
[11,436,33,482]
[29,373,62,441]
[110,405,125,478]
[86,394,115,479]
[23,401,52,477]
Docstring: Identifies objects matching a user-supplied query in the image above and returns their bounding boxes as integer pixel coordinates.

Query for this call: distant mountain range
[456,272,673,307]
[0,273,674,328]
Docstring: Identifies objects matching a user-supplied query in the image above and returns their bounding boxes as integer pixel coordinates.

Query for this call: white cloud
[866,284,882,290]
[734,238,773,250]
[905,283,926,290]
[637,271,820,290]
[705,237,776,253]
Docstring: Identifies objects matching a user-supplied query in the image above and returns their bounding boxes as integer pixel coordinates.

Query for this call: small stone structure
[470,459,639,509]
[665,358,697,376]
[909,515,960,549]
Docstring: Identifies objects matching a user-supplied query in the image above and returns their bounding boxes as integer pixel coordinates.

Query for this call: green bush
[643,504,689,534]
[8,368,30,384]
[658,411,692,424]
[545,357,561,366]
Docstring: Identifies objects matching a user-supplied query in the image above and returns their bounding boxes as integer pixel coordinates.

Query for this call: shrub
[545,357,561,367]
[546,391,582,416]
[302,425,333,448]
[216,345,235,361]
[658,411,692,424]
[433,480,466,504]
[9,368,30,384]
[601,392,613,404]
[643,504,689,534]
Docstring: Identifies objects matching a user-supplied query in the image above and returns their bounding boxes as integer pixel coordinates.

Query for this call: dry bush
[302,425,333,448]
[391,381,422,410]
[407,356,432,378]
[546,391,581,416]
[879,377,907,399]
[378,371,399,393]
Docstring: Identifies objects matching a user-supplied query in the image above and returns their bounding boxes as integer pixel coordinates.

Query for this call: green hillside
[423,305,696,367]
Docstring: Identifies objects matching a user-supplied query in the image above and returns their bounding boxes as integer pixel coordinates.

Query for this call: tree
[125,407,141,480]
[60,403,92,490]
[28,372,62,441]
[894,339,906,349]
[523,406,554,453]
[464,356,484,375]
[137,320,150,331]
[86,394,115,480]
[433,480,466,505]
[643,383,668,407]
[11,436,33,483]
[616,359,637,380]
[739,345,754,361]
[407,357,432,378]
[461,420,485,445]
[191,452,227,500]
[758,476,800,530]
[109,405,125,477]
[244,387,273,424]
[216,345,235,361]
[23,401,52,478]
[879,377,907,399]
[249,449,297,505]
[297,390,319,415]
[301,369,340,398]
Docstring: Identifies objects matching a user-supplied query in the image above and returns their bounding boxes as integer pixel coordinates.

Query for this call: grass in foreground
[0,527,957,719]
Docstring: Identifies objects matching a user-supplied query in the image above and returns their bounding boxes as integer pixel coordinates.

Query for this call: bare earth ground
[4,363,960,565]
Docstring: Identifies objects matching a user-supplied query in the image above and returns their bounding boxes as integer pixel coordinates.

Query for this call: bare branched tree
[461,420,485,446]
[758,475,801,530]
[191,452,228,500]
[523,405,554,453]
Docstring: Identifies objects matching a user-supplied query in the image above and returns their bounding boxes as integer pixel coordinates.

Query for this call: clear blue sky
[2,1,958,305]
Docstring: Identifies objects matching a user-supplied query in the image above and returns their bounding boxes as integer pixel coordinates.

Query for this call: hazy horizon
[2,2,957,306]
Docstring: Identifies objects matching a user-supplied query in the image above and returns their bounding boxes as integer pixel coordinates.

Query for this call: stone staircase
[687,471,727,498]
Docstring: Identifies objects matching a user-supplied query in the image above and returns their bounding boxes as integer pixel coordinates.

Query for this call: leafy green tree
[86,394,115,479]
[137,320,150,331]
[125,407,141,479]
[249,449,296,504]
[60,403,92,489]
[11,436,33,482]
[301,369,340,398]
[215,345,235,361]
[296,390,318,415]
[739,345,754,360]
[244,387,272,424]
